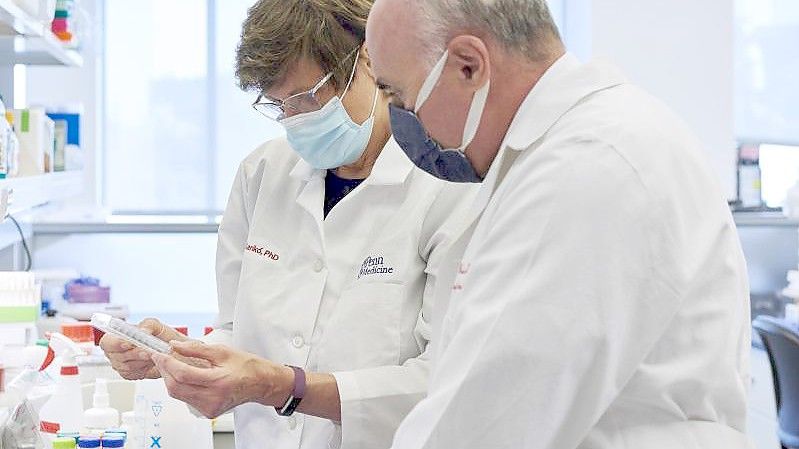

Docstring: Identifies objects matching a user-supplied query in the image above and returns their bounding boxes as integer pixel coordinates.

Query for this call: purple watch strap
[290,365,306,399]
[276,365,306,416]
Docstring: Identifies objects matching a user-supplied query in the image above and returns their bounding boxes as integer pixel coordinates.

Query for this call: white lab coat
[207,136,475,449]
[391,53,753,449]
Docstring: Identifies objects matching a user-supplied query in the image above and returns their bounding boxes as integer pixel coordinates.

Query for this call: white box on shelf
[12,108,51,176]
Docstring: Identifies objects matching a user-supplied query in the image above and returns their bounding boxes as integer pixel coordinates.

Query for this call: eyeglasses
[252,48,359,121]
[252,72,334,121]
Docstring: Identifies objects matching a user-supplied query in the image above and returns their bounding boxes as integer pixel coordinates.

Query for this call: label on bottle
[40,421,61,434]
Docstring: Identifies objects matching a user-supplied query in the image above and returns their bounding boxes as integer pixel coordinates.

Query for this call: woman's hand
[99,318,188,380]
[151,341,295,419]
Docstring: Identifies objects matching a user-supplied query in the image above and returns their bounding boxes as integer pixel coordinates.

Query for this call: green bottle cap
[53,437,78,449]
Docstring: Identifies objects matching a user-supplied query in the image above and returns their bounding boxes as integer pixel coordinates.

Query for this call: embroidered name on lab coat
[245,243,280,261]
[358,256,394,279]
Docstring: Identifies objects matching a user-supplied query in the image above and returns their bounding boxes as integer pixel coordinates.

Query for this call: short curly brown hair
[235,0,372,93]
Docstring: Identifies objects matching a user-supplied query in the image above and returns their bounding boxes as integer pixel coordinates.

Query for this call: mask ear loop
[341,47,380,121]
[415,51,448,113]
[340,49,361,101]
[456,79,490,153]
[367,83,379,118]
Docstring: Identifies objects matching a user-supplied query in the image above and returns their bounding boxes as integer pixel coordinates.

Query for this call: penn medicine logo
[358,255,394,279]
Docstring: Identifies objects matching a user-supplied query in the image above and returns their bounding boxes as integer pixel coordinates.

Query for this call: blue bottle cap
[77,436,101,448]
[102,432,127,442]
[100,435,125,448]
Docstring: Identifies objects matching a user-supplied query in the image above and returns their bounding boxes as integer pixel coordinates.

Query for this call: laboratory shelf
[0,171,84,215]
[0,0,41,36]
[0,0,83,67]
[733,212,799,228]
[0,171,83,252]
[33,221,220,234]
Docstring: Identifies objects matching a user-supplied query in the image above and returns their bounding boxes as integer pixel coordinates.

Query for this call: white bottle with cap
[83,378,120,432]
[38,333,85,443]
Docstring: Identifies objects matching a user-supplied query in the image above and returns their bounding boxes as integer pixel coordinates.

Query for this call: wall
[565,0,737,199]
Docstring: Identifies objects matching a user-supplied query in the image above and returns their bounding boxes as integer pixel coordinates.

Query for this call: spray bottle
[37,333,86,442]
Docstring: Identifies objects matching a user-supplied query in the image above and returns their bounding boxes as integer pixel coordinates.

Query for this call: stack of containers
[51,0,76,43]
[0,272,41,391]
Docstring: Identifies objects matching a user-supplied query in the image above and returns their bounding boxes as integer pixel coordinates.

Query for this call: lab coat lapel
[503,53,627,151]
[323,137,414,218]
[471,54,627,214]
[289,158,326,238]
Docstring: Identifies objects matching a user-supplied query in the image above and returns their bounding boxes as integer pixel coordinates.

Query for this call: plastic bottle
[737,144,762,208]
[38,333,86,442]
[83,378,120,432]
[22,340,50,371]
[133,379,213,449]
[121,410,142,449]
[4,110,19,177]
[0,104,8,179]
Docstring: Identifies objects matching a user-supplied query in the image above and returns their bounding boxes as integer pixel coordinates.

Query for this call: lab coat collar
[502,52,627,152]
[288,136,413,186]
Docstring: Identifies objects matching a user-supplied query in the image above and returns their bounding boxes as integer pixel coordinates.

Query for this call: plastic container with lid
[61,322,95,343]
[100,435,125,448]
[77,436,101,448]
[53,437,78,449]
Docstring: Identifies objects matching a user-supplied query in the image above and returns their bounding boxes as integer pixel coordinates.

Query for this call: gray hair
[415,0,562,66]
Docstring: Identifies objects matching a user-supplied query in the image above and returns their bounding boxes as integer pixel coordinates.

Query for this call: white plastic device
[91,313,171,354]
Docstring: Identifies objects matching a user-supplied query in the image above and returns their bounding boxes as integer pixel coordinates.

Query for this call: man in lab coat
[366,0,754,448]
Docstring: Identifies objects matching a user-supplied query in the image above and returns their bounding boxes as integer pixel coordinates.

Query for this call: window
[735,0,799,144]
[735,0,799,207]
[103,0,565,215]
[103,0,282,215]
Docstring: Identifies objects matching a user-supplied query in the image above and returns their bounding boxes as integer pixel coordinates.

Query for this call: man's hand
[151,341,294,419]
[99,318,187,380]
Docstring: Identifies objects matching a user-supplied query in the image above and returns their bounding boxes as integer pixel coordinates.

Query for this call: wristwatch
[276,365,306,416]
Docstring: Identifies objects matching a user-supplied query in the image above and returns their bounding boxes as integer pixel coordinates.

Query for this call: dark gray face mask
[388,104,482,183]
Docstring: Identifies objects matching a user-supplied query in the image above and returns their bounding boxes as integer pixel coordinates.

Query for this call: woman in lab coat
[99,1,474,448]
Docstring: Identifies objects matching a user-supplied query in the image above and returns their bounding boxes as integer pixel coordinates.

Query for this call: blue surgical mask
[390,50,489,183]
[389,104,482,182]
[280,57,378,170]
